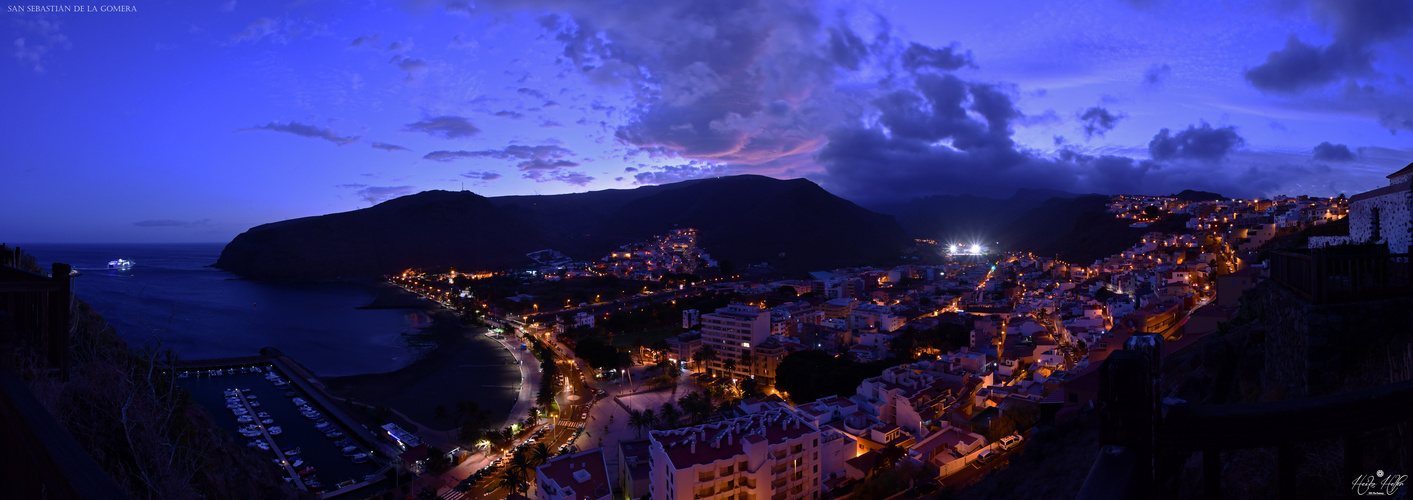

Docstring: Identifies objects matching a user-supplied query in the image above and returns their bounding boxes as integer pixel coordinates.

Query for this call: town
[379,189,1351,499]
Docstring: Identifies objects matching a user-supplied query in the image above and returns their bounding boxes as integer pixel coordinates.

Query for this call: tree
[628,409,649,439]
[497,450,532,494]
[722,357,738,380]
[660,402,681,429]
[740,349,754,379]
[695,344,718,376]
[1143,205,1160,219]
[642,409,658,431]
[680,391,714,424]
[529,442,553,468]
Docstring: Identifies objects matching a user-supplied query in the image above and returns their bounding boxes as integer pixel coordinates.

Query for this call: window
[813,465,818,473]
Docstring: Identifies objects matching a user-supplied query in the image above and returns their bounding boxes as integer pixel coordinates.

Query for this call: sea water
[19,243,425,377]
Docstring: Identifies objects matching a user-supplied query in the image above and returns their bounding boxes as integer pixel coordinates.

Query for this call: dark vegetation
[774,350,899,404]
[17,303,296,499]
[217,175,912,281]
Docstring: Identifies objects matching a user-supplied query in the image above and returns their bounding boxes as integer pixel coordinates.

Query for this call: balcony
[771,449,786,460]
[771,464,788,475]
[698,471,715,482]
[772,478,787,489]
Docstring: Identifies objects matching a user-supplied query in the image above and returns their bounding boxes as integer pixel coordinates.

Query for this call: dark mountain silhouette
[1171,189,1226,202]
[994,195,1192,265]
[215,176,912,281]
[870,188,1083,243]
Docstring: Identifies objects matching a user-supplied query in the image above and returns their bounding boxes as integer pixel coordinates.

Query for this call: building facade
[701,303,772,381]
[648,409,848,500]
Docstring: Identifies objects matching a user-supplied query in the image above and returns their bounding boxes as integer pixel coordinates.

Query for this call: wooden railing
[1076,334,1413,499]
[1269,250,1411,303]
[0,369,129,499]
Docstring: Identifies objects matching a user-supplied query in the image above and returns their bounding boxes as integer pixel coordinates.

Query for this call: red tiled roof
[536,448,612,500]
[649,410,817,471]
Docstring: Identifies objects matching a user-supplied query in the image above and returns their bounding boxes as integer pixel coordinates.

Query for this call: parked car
[998,434,1022,450]
[973,449,998,468]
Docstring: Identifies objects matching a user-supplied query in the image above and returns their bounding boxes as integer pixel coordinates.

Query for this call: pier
[231,389,306,492]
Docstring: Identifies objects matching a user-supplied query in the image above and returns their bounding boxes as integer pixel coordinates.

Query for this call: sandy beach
[323,284,523,443]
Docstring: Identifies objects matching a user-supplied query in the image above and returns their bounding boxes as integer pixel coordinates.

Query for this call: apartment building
[701,303,772,381]
[648,409,854,500]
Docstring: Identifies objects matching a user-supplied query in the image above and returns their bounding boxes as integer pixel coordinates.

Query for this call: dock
[232,389,306,491]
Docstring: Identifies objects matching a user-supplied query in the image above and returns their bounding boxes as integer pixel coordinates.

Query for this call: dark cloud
[828,25,870,71]
[1078,106,1124,139]
[494,110,524,119]
[393,56,428,81]
[369,142,409,152]
[404,116,480,139]
[516,87,547,99]
[632,163,730,185]
[424,150,473,162]
[1147,122,1244,161]
[524,170,594,186]
[900,42,974,72]
[1057,150,1158,194]
[424,145,579,170]
[1143,63,1171,86]
[349,34,379,48]
[1245,0,1413,93]
[239,121,358,145]
[461,171,503,180]
[343,185,417,205]
[498,0,856,165]
[1244,35,1371,93]
[133,219,210,227]
[1312,141,1355,161]
[518,159,579,170]
[540,120,563,128]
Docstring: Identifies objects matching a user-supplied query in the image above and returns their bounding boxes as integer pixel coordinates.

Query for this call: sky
[3,0,1411,243]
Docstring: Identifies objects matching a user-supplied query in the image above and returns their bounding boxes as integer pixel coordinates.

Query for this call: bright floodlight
[971,244,981,253]
[948,244,958,254]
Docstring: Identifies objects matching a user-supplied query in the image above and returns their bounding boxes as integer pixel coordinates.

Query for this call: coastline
[322,291,522,440]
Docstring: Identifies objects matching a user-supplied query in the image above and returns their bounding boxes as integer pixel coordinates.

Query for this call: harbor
[176,358,390,497]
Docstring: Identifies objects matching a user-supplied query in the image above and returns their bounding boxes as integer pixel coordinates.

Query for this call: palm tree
[642,408,658,431]
[529,442,553,467]
[696,345,718,376]
[497,450,532,494]
[681,391,712,424]
[628,409,649,438]
[722,357,738,380]
[740,348,754,379]
[659,402,681,429]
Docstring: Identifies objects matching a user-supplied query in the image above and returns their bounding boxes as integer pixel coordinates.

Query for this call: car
[972,449,998,468]
[453,480,473,492]
[998,434,1022,450]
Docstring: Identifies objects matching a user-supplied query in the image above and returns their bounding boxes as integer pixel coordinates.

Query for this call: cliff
[216,176,912,281]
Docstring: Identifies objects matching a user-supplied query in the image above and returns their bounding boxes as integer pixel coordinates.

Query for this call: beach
[322,284,524,443]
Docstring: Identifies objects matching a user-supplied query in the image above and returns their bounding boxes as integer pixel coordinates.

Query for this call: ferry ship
[108,259,134,270]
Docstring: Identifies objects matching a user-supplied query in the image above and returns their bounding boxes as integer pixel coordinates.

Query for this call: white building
[683,309,701,329]
[701,303,772,380]
[1349,163,1413,253]
[648,409,854,500]
[534,448,613,500]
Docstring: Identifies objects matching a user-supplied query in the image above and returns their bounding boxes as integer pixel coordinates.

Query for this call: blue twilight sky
[3,0,1411,243]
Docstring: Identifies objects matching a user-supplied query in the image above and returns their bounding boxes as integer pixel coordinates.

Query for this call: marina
[177,361,388,497]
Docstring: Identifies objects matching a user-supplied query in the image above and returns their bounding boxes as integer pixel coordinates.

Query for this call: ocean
[19,243,429,377]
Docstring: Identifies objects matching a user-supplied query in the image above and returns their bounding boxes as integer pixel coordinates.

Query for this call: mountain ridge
[215,176,912,281]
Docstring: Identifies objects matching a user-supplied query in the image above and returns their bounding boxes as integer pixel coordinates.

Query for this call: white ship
[108,259,134,270]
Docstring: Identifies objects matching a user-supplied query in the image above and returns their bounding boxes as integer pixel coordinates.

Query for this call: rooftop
[649,409,819,470]
[537,448,612,500]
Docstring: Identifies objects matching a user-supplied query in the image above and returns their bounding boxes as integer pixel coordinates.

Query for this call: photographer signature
[1353,470,1408,496]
